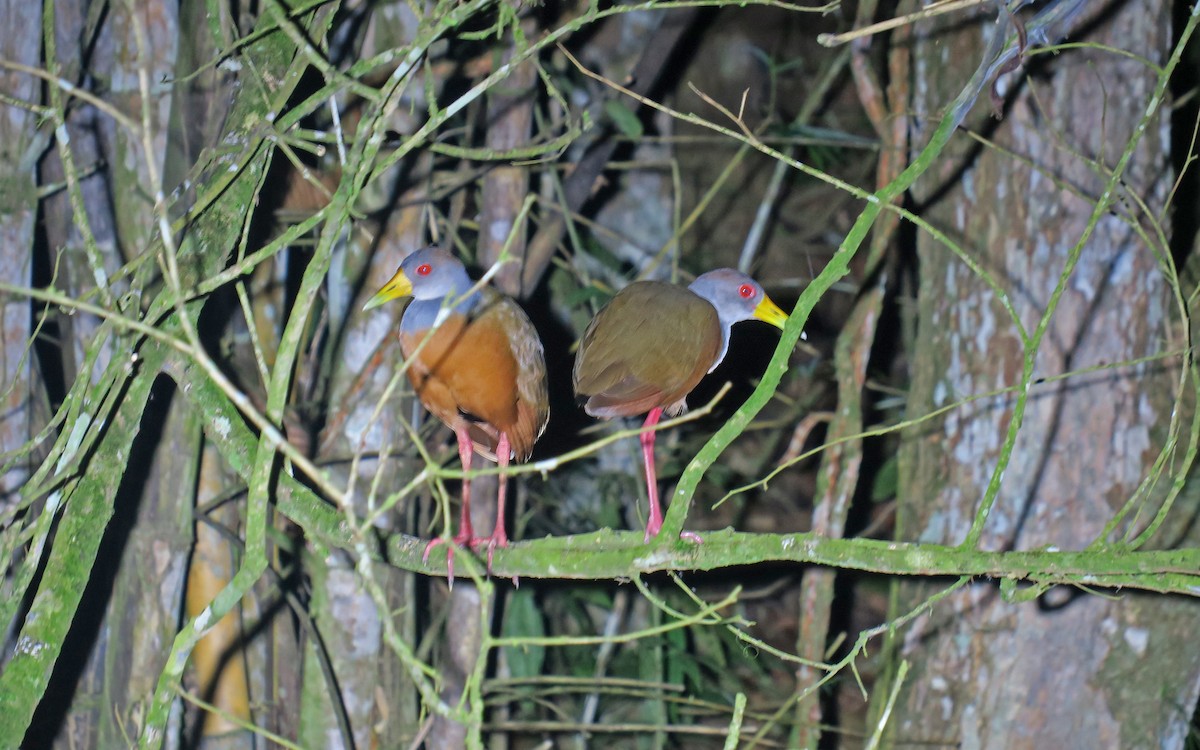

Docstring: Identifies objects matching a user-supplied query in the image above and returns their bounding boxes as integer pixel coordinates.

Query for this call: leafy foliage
[1,1,1199,748]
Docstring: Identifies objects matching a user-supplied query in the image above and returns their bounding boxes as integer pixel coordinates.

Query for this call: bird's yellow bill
[363,268,414,310]
[753,295,789,329]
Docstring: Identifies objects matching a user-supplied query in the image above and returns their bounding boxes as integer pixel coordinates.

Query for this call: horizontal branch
[383,528,1200,597]
[174,328,1200,600]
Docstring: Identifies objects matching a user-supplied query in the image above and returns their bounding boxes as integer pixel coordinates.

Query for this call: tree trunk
[886,2,1200,747]
[30,0,194,745]
[301,10,430,748]
[0,0,41,515]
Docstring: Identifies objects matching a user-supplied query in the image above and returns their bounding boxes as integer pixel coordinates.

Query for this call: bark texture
[890,2,1200,748]
[0,0,41,512]
[302,10,430,747]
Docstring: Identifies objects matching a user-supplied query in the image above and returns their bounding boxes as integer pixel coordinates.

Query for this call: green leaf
[565,284,609,309]
[871,455,899,502]
[502,588,546,679]
[603,99,643,139]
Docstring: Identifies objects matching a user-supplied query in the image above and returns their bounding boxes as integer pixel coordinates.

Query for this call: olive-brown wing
[573,281,720,419]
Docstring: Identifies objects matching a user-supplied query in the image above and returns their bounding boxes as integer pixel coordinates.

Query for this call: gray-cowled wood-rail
[573,269,788,541]
[364,246,549,573]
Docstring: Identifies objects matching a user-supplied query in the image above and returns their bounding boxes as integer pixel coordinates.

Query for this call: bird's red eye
[416,263,432,276]
[738,283,755,299]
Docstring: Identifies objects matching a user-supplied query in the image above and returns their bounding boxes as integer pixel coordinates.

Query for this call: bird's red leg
[641,407,664,541]
[476,432,511,573]
[423,426,477,585]
[640,408,703,545]
[452,426,476,546]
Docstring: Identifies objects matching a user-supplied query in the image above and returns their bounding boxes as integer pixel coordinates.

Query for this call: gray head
[363,245,476,313]
[688,269,787,328]
[687,269,789,370]
[398,246,473,300]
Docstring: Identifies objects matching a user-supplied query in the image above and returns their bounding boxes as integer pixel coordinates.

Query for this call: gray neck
[688,280,737,372]
[708,316,734,373]
[401,289,481,334]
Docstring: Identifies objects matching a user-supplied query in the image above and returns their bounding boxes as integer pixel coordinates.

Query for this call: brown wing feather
[400,290,548,461]
[573,281,720,419]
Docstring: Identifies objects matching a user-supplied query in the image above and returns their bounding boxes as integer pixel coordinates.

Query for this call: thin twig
[817,0,990,48]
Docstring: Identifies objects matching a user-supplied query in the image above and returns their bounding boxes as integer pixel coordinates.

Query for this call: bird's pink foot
[643,524,704,544]
[423,529,474,588]
[468,529,509,574]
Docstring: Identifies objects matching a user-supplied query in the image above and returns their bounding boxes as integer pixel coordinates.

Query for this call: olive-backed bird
[572,269,788,541]
[365,246,549,574]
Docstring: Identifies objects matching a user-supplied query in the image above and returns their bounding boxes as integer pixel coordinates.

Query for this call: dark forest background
[2,0,1199,747]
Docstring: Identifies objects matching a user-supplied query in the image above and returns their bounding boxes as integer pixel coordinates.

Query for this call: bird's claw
[468,534,509,576]
[423,533,473,589]
[420,534,513,587]
[644,526,704,544]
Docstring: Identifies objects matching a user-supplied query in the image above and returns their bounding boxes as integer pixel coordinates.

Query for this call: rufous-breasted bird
[573,269,788,541]
[365,246,549,576]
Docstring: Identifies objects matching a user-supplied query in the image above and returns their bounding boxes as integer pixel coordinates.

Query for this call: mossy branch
[383,529,1200,596]
[173,343,1200,597]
